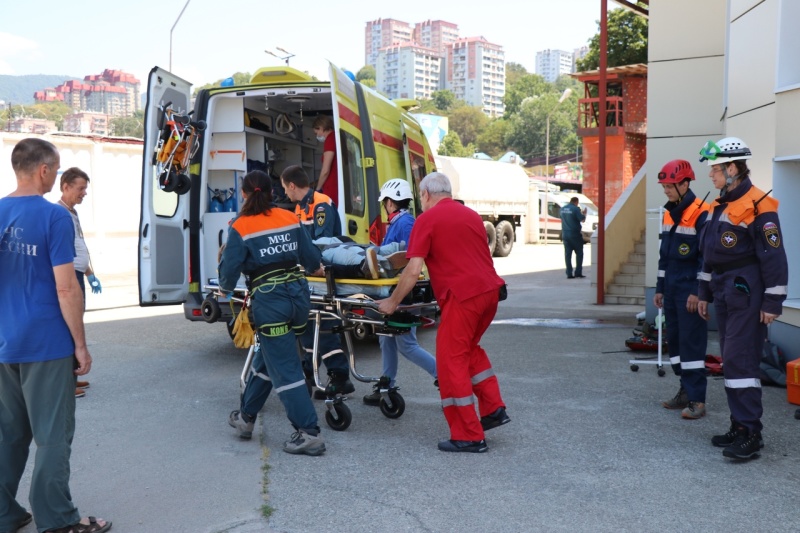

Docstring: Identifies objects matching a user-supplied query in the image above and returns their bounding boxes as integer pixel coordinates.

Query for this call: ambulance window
[339,131,365,217]
[153,178,178,217]
[409,153,425,215]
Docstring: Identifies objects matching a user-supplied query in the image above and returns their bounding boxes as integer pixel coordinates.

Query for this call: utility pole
[169,0,192,72]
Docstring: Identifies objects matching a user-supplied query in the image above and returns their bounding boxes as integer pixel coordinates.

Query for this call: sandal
[45,516,112,533]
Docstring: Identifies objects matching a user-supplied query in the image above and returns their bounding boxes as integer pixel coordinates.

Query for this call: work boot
[228,410,255,440]
[480,407,511,432]
[722,429,764,460]
[661,385,689,409]
[711,422,764,449]
[361,247,380,280]
[681,401,706,420]
[438,439,488,453]
[325,369,355,396]
[363,376,391,406]
[283,429,326,456]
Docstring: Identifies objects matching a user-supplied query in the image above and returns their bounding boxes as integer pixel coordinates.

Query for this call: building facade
[376,43,442,101]
[535,49,574,82]
[446,37,505,117]
[365,18,413,68]
[64,112,111,136]
[33,69,140,118]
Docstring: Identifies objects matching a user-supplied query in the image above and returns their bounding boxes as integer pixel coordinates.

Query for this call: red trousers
[437,289,505,441]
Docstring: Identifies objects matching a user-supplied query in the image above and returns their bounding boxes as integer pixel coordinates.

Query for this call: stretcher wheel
[173,173,192,195]
[352,323,369,341]
[325,402,352,431]
[201,296,221,323]
[657,368,666,377]
[379,391,405,419]
[630,364,639,372]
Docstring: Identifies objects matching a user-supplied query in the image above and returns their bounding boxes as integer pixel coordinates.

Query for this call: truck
[138,63,437,327]
[433,155,529,256]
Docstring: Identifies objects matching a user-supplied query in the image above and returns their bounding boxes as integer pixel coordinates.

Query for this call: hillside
[0,74,80,105]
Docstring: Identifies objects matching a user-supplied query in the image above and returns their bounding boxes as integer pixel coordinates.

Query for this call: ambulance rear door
[329,62,377,243]
[139,67,192,305]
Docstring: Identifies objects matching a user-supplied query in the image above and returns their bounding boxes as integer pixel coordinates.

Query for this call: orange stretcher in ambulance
[138,63,436,329]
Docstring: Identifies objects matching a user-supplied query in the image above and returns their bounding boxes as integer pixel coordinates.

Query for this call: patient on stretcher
[312,237,409,280]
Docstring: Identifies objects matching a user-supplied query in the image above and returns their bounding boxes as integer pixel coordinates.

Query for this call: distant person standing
[59,167,102,398]
[0,138,112,533]
[313,115,338,206]
[653,160,710,420]
[560,196,586,279]
[378,172,509,453]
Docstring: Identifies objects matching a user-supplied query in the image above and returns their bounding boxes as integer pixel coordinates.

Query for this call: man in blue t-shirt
[0,138,111,533]
[560,196,586,279]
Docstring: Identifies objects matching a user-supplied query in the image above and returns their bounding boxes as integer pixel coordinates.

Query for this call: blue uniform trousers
[300,317,349,377]
[663,276,708,402]
[240,281,319,432]
[0,357,81,532]
[563,233,584,277]
[711,264,766,433]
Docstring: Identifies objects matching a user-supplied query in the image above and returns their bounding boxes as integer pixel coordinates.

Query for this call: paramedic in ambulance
[313,115,338,206]
[221,170,328,456]
[653,160,710,420]
[58,166,100,398]
[377,172,509,453]
[281,164,354,397]
[697,137,788,461]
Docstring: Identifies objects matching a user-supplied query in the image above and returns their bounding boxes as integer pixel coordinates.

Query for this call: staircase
[605,233,646,305]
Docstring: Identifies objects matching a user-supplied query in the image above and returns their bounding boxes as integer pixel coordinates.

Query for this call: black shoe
[712,423,764,449]
[795,408,800,420]
[438,439,488,453]
[575,274,586,278]
[480,407,511,432]
[363,376,391,406]
[325,370,355,395]
[722,430,764,460]
[567,275,575,279]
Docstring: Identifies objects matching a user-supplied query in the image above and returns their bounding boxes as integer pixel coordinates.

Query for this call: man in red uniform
[378,172,509,453]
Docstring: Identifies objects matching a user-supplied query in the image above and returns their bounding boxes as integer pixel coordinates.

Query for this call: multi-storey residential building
[8,118,57,134]
[64,112,111,136]
[365,18,413,67]
[572,46,589,71]
[413,20,459,90]
[446,37,505,117]
[376,43,441,101]
[535,49,574,82]
[33,69,140,118]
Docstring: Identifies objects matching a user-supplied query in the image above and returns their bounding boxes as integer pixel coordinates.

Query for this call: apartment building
[376,43,442,101]
[33,69,140,118]
[365,18,413,67]
[64,112,111,136]
[446,37,505,117]
[535,49,574,82]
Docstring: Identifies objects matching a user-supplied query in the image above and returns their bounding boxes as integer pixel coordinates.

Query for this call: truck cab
[138,64,435,325]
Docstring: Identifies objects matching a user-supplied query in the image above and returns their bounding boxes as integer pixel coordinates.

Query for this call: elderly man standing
[0,139,111,533]
[378,172,509,453]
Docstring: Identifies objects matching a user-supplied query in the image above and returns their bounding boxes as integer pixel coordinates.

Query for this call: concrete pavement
[14,241,800,532]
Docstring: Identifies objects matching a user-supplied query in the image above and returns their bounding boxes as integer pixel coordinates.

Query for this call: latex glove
[87,274,102,294]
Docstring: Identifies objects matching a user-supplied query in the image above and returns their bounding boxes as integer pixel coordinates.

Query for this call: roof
[571,63,648,80]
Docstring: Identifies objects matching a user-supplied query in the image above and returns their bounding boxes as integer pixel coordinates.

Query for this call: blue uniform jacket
[219,207,321,291]
[656,189,709,295]
[560,202,585,238]
[383,209,414,246]
[295,189,341,240]
[698,177,788,315]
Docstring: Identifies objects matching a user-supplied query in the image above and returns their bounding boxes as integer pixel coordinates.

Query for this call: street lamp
[543,87,573,244]
[169,0,192,72]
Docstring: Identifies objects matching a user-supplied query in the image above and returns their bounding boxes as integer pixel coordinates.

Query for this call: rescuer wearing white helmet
[697,137,788,461]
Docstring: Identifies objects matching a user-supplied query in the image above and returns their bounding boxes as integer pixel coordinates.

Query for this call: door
[329,62,372,243]
[139,67,192,305]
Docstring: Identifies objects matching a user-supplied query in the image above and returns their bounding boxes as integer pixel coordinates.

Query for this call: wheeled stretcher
[201,269,438,431]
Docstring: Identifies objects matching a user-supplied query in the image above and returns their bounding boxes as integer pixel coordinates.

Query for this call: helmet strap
[721,165,740,195]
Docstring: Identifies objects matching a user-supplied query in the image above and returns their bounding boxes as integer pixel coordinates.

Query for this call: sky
[0,0,611,91]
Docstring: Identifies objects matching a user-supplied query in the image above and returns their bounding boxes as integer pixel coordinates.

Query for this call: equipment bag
[760,338,787,387]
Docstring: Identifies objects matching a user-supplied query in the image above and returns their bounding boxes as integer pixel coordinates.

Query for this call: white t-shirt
[64,206,90,272]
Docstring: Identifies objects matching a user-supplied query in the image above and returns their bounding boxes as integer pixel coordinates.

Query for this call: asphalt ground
[14,240,800,533]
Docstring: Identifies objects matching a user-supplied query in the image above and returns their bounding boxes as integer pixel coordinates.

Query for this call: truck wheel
[494,221,514,257]
[484,221,496,254]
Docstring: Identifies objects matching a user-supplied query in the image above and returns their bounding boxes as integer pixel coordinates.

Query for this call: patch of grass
[260,446,275,518]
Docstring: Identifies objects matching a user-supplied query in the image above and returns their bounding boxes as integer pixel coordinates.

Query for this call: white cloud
[0,32,42,74]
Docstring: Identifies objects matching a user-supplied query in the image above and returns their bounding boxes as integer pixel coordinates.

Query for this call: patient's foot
[385,251,409,271]
[362,247,380,280]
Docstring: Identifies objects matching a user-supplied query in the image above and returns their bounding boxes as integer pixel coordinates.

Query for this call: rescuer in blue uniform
[654,159,710,420]
[221,170,327,456]
[281,164,354,397]
[697,137,788,461]
[560,196,586,278]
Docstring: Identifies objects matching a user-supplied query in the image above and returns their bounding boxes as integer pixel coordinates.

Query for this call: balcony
[576,96,624,136]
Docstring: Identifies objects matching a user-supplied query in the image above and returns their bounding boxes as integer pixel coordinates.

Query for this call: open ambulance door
[329,62,378,244]
[138,67,192,306]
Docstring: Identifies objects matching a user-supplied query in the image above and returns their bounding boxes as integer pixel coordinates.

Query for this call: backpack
[759,339,787,387]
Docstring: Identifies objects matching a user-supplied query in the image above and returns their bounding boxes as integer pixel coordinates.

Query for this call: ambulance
[138,63,436,326]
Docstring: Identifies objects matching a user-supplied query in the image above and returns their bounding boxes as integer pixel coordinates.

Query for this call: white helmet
[699,137,752,166]
[378,178,413,202]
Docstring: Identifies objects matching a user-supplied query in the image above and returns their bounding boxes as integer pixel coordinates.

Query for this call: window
[339,130,365,217]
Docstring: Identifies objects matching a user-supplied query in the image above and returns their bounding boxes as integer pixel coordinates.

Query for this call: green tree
[476,118,511,158]
[360,78,376,88]
[431,90,456,113]
[576,6,648,71]
[356,65,376,82]
[448,105,489,147]
[505,62,529,88]
[111,109,145,138]
[505,91,578,161]
[503,73,548,118]
[438,130,475,157]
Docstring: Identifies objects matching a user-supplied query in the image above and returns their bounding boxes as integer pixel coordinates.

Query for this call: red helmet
[657,159,695,184]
